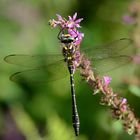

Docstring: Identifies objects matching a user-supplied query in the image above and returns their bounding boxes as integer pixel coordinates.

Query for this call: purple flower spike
[103,76,112,86]
[67,13,83,29]
[49,13,84,46]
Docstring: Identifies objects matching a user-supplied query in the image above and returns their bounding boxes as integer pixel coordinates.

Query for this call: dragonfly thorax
[62,42,76,66]
[58,31,78,66]
[63,43,76,56]
[60,34,75,44]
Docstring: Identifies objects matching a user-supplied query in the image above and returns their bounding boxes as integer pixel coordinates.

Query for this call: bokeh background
[0,0,140,140]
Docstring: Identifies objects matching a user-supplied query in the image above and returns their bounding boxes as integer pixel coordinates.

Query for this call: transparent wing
[10,61,69,84]
[4,38,135,83]
[81,38,135,73]
[4,54,64,68]
[91,55,133,74]
[82,38,135,59]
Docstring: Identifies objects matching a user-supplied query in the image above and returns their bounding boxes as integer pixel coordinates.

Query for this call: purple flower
[67,13,83,29]
[121,98,127,104]
[56,14,63,21]
[49,14,67,28]
[56,14,67,28]
[49,13,84,46]
[68,29,84,45]
[120,98,127,112]
[48,19,60,28]
[75,31,84,45]
[49,13,83,30]
[103,76,112,86]
[73,51,81,70]
[123,15,136,25]
[68,28,77,38]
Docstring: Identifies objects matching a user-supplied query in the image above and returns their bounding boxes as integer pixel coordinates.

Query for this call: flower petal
[75,18,83,24]
[56,14,63,21]
[68,15,72,21]
[73,13,77,20]
[103,76,112,86]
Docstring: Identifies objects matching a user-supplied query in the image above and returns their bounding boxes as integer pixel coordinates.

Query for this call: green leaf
[129,85,140,97]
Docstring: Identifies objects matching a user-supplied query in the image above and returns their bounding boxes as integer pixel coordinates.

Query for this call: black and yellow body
[59,32,80,136]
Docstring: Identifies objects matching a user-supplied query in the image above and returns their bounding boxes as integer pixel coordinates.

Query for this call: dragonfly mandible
[4,30,135,136]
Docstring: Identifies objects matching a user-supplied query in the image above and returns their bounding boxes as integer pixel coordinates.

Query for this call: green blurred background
[0,0,140,140]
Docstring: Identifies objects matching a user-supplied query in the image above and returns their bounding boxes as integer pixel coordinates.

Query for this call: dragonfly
[4,31,135,136]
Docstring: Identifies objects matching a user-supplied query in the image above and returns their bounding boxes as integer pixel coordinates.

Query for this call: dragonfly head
[60,34,75,44]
